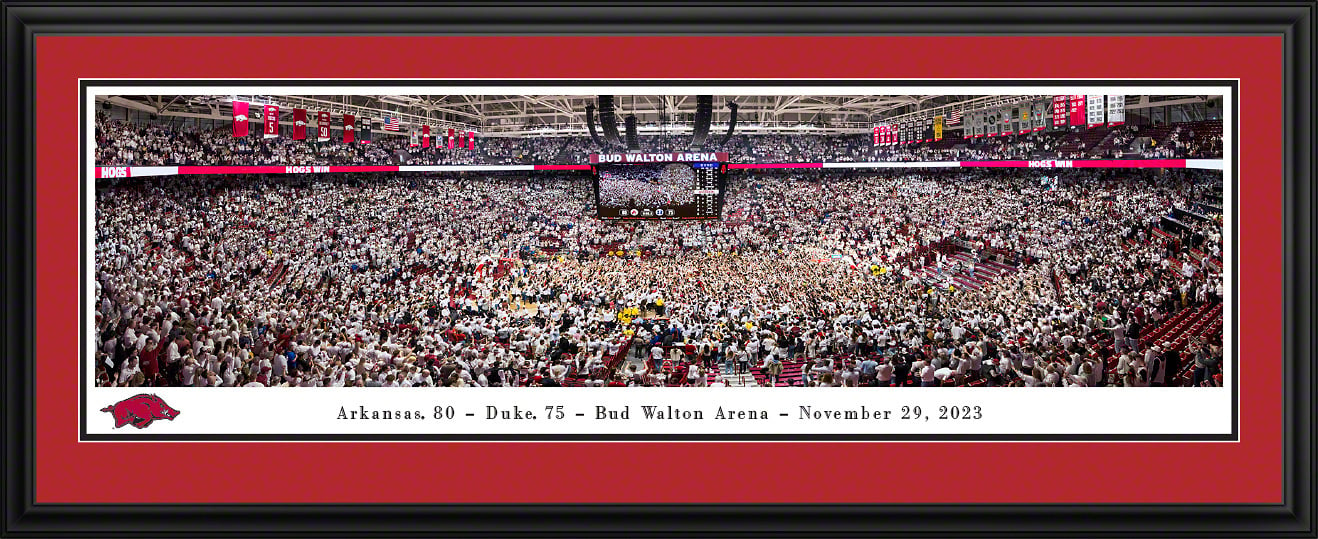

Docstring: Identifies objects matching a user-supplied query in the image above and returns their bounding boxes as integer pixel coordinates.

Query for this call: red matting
[35,36,1283,504]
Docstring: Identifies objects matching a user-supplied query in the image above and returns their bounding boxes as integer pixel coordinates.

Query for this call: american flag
[383,117,400,132]
[948,109,962,125]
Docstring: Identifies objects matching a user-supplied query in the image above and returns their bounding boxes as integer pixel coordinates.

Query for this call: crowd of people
[93,163,1226,389]
[597,164,697,208]
[95,113,1224,168]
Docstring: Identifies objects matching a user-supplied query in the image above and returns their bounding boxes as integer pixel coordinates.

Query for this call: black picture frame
[2,3,1312,537]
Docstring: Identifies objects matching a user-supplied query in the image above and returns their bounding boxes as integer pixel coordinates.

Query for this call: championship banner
[422,125,430,148]
[292,108,307,140]
[934,115,944,141]
[231,101,249,137]
[360,119,372,144]
[1087,95,1107,127]
[409,129,419,147]
[262,104,279,139]
[448,128,455,149]
[1019,105,1031,134]
[872,125,881,146]
[987,110,999,137]
[1106,95,1125,125]
[1033,102,1048,131]
[1052,95,1069,127]
[467,131,476,150]
[1069,95,1086,126]
[342,114,355,143]
[317,111,331,142]
[589,152,729,164]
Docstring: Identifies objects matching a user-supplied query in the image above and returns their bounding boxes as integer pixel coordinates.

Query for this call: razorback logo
[343,124,354,131]
[234,114,248,122]
[294,120,307,126]
[100,394,180,429]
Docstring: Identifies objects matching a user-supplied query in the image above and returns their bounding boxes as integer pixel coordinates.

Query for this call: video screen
[593,162,725,219]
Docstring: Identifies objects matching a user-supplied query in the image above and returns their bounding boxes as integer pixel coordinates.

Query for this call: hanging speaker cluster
[689,95,714,149]
[598,95,622,148]
[718,101,739,147]
[585,103,603,147]
[624,115,640,151]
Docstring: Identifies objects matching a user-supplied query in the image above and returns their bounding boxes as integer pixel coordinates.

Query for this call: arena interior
[92,93,1227,389]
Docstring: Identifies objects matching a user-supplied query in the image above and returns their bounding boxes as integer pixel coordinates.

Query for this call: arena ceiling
[97,93,1217,137]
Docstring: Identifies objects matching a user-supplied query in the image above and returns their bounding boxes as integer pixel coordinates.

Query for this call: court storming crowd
[93,163,1225,389]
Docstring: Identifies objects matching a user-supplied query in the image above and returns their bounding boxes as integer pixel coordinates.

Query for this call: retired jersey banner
[934,115,944,141]
[1052,95,1069,127]
[1069,95,1086,126]
[292,108,307,140]
[342,114,355,144]
[422,125,430,148]
[317,111,331,141]
[232,101,250,137]
[262,104,279,139]
[1106,95,1125,125]
[1087,95,1107,127]
[360,119,372,144]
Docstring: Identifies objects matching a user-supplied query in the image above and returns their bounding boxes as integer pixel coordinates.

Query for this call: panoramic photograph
[91,91,1226,391]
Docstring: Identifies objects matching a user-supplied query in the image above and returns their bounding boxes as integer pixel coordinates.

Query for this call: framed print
[2,3,1312,538]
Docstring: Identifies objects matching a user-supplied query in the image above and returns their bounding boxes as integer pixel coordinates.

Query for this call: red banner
[448,128,455,149]
[468,131,475,150]
[292,109,307,140]
[421,125,430,148]
[262,104,279,138]
[343,114,355,144]
[317,111,331,141]
[1051,96,1068,127]
[590,152,730,164]
[231,101,249,137]
[1069,95,1086,126]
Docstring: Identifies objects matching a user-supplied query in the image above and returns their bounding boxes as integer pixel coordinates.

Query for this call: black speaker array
[718,101,739,147]
[598,95,622,147]
[689,95,714,149]
[585,103,603,147]
[624,115,640,151]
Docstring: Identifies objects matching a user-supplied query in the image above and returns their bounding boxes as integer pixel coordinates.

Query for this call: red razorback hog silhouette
[100,394,180,429]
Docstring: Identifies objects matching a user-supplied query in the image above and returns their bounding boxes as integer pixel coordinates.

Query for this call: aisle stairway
[916,252,1020,290]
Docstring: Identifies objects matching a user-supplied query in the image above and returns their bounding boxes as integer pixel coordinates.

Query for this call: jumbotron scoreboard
[590,152,728,220]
